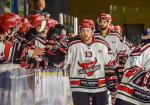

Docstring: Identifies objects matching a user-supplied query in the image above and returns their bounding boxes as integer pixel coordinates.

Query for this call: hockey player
[115,28,150,105]
[27,13,66,70]
[15,17,32,48]
[28,14,48,68]
[28,14,67,104]
[114,25,133,57]
[116,38,133,85]
[0,13,29,65]
[28,14,65,68]
[64,19,118,105]
[0,13,42,105]
[95,13,124,104]
[113,25,133,84]
[95,13,123,65]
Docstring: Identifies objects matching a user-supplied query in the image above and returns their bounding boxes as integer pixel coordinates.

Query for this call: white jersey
[121,37,133,56]
[0,42,5,60]
[64,36,112,93]
[95,30,123,63]
[116,39,150,105]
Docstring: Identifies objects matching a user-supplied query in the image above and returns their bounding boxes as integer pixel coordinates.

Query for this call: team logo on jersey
[78,58,101,76]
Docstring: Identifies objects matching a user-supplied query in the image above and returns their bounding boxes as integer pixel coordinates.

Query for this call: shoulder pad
[67,35,81,47]
[94,36,111,52]
[140,40,150,53]
[67,35,80,43]
[131,45,141,56]
[109,30,123,41]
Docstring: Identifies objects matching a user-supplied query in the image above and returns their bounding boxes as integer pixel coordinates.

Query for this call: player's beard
[81,34,92,42]
[100,25,108,31]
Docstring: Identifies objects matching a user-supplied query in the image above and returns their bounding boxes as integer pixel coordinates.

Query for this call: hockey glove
[105,66,118,92]
[115,67,124,84]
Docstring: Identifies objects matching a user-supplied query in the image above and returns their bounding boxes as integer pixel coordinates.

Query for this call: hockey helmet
[46,18,58,29]
[28,14,46,32]
[79,19,95,29]
[19,17,31,33]
[0,13,20,33]
[97,13,112,23]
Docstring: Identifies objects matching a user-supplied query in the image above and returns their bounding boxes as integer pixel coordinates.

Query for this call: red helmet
[114,25,121,31]
[19,17,31,33]
[0,13,20,33]
[114,25,122,34]
[79,19,95,29]
[46,18,58,29]
[109,25,115,31]
[28,14,45,27]
[109,25,122,34]
[97,13,112,23]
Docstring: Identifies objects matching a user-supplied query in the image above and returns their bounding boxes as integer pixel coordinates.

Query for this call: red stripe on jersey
[106,76,117,81]
[70,80,80,85]
[141,43,150,52]
[131,52,141,56]
[119,85,134,95]
[105,60,114,67]
[4,41,12,60]
[19,47,28,60]
[98,79,105,86]
[125,40,132,48]
[20,61,28,68]
[125,67,142,78]
[68,40,82,47]
[131,44,150,56]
